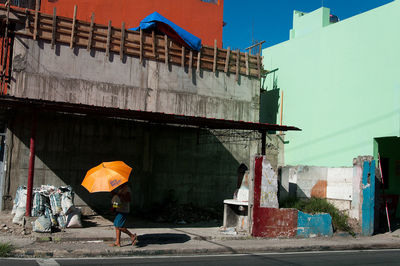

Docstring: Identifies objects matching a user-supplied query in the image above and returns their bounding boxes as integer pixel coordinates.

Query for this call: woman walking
[110,183,137,247]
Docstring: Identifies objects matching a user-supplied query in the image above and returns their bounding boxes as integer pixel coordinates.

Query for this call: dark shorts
[114,212,128,228]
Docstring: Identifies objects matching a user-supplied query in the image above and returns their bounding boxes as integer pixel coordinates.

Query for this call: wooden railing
[0,4,262,80]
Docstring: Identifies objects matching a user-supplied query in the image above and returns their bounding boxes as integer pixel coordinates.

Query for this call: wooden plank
[236,49,240,81]
[87,13,94,51]
[152,30,156,57]
[245,52,249,76]
[33,0,39,40]
[69,5,77,49]
[189,50,193,76]
[139,29,143,63]
[244,40,265,52]
[6,3,261,78]
[24,8,29,31]
[120,22,125,60]
[106,20,111,57]
[181,46,185,68]
[51,7,56,49]
[1,0,10,90]
[213,39,217,73]
[196,50,201,73]
[164,35,168,65]
[224,46,230,73]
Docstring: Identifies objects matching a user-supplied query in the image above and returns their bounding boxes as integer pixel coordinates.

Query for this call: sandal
[131,234,137,246]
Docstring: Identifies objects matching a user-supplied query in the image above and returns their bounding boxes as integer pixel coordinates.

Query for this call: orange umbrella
[82,161,132,193]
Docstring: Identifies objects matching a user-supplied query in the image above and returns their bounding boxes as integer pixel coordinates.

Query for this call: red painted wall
[40,0,224,47]
[252,156,298,237]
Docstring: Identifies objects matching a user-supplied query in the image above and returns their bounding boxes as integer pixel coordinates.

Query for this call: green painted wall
[262,1,400,167]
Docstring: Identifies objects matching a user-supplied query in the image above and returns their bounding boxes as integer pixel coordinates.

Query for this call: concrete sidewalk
[1,212,400,258]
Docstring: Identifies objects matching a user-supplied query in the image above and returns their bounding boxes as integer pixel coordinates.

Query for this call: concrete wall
[290,8,331,39]
[262,1,400,167]
[252,156,333,238]
[358,157,376,236]
[3,30,262,214]
[280,165,353,213]
[10,37,260,123]
[280,156,377,235]
[2,110,261,214]
[297,211,333,237]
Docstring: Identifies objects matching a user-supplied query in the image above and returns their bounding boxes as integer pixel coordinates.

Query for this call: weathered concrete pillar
[352,156,375,236]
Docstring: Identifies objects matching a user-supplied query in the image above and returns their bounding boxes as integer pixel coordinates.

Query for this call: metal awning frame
[0,96,301,133]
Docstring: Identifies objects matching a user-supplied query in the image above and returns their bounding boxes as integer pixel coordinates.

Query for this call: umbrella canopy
[81,161,132,193]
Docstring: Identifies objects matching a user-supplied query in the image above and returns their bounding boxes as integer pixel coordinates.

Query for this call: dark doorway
[374,136,400,231]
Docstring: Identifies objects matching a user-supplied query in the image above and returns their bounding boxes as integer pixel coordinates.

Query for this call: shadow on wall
[6,110,247,220]
[278,179,308,204]
[260,75,280,133]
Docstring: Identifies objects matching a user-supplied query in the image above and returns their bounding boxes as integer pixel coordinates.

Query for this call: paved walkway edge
[11,242,400,258]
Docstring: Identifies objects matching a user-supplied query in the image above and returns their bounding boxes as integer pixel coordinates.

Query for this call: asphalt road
[2,249,400,266]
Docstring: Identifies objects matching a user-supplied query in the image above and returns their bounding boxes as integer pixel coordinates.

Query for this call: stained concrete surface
[4,110,260,212]
[1,211,400,258]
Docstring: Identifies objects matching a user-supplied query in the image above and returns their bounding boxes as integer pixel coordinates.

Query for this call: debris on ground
[11,185,82,233]
[142,203,222,224]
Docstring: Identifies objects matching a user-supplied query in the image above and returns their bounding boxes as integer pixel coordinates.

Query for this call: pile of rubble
[12,185,82,233]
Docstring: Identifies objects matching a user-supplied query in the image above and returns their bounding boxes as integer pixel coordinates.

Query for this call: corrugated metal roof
[0,96,301,132]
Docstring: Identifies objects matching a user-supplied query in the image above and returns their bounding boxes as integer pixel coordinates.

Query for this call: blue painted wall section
[362,160,375,236]
[297,211,333,237]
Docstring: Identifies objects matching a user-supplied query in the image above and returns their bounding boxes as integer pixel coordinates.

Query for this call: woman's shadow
[134,233,191,248]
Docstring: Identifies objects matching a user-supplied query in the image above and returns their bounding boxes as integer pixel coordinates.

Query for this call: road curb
[33,235,251,243]
[11,242,400,258]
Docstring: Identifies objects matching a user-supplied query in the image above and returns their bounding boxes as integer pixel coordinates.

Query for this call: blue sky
[223,0,393,50]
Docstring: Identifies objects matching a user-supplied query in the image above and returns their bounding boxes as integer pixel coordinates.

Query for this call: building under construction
[0,2,299,218]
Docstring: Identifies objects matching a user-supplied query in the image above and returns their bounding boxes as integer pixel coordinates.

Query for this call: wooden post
[87,13,94,51]
[51,7,56,49]
[69,5,77,49]
[120,22,125,60]
[181,46,185,68]
[25,112,37,217]
[257,54,261,79]
[280,90,284,135]
[188,50,193,76]
[164,35,169,65]
[248,155,255,235]
[25,8,29,31]
[213,39,217,73]
[261,131,266,156]
[235,49,240,81]
[152,30,156,58]
[33,0,39,40]
[1,0,10,92]
[245,52,249,76]
[106,20,112,57]
[196,50,201,74]
[139,29,143,63]
[224,47,230,73]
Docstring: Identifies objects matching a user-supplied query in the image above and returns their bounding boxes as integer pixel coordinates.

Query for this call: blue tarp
[130,12,201,51]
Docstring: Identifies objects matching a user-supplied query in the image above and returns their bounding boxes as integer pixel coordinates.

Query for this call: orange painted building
[40,0,224,47]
